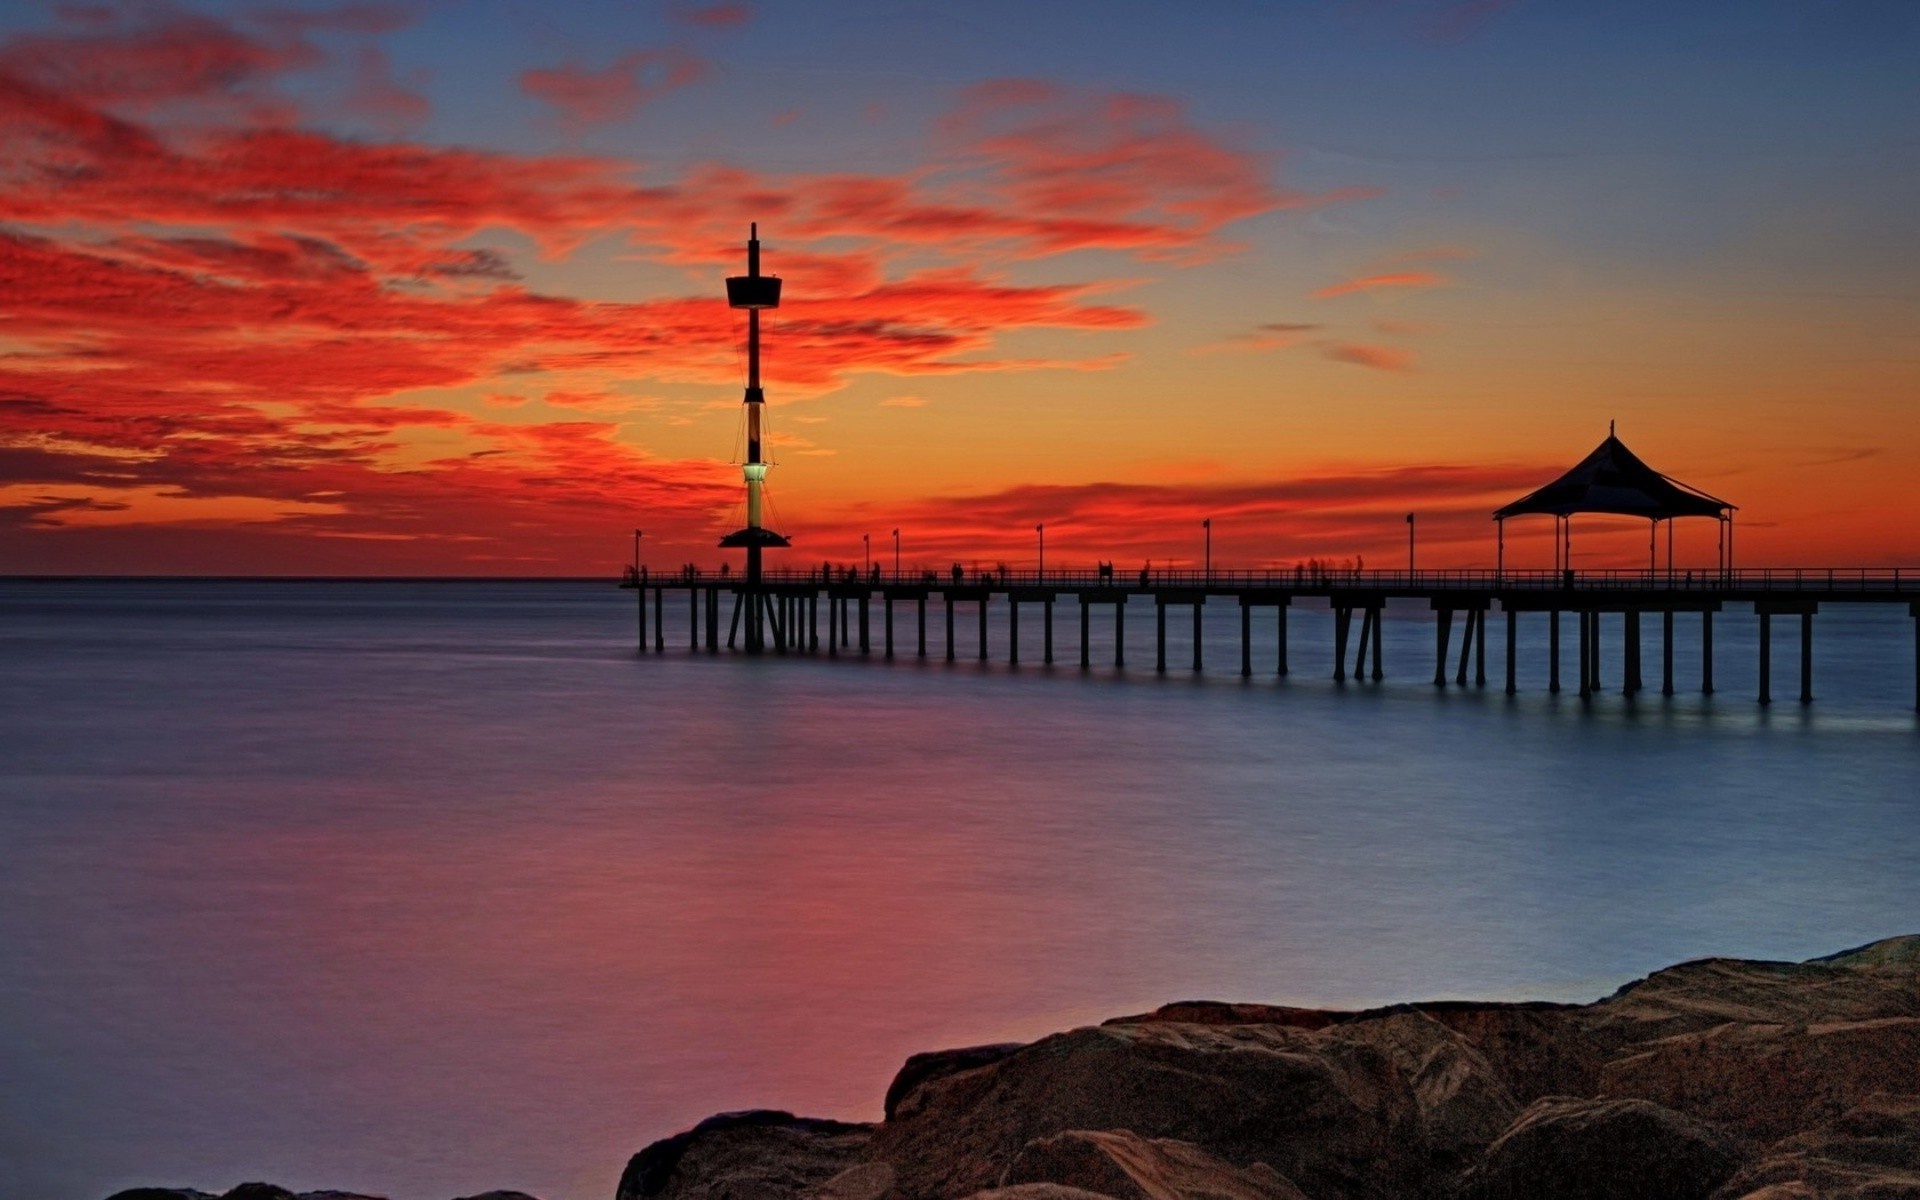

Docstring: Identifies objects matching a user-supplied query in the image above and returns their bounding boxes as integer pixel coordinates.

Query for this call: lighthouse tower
[718,223,789,653]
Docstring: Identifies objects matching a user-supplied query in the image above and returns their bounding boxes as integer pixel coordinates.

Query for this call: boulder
[1454,1096,1749,1200]
[999,1129,1308,1200]
[885,1043,1028,1120]
[959,1188,1118,1200]
[864,1019,1423,1200]
[1584,936,1920,1052]
[1600,1017,1920,1142]
[615,1110,873,1200]
[1711,1093,1920,1199]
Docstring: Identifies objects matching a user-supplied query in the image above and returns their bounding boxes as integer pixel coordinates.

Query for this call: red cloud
[671,4,751,28]
[0,10,1390,573]
[1313,271,1447,299]
[519,48,706,129]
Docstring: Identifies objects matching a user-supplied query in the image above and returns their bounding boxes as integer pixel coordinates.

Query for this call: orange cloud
[1322,342,1417,372]
[1313,271,1447,299]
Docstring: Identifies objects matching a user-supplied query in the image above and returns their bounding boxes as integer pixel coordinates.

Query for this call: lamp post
[1406,513,1415,579]
[1203,518,1211,585]
[632,528,644,647]
[1036,523,1045,583]
[892,528,900,579]
[863,533,870,576]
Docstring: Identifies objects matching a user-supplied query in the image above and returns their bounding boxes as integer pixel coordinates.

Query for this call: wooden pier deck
[625,567,1920,709]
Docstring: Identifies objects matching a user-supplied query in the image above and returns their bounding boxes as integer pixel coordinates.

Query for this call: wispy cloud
[519,48,705,130]
[1313,271,1447,299]
[1323,342,1417,372]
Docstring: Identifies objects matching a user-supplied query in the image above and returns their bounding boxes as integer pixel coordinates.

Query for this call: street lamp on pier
[892,528,900,579]
[863,533,870,576]
[1036,523,1045,583]
[1406,513,1416,578]
[1203,518,1212,585]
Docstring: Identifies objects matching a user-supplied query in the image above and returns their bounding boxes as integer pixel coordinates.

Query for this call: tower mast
[719,223,789,653]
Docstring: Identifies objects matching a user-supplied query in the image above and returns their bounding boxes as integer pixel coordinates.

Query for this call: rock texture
[623,935,1920,1200]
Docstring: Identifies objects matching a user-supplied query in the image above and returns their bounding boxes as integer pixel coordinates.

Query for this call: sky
[2,0,1917,576]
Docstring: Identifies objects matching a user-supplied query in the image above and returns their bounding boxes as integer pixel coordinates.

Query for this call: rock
[885,1043,1028,1120]
[1584,936,1920,1052]
[104,1192,219,1200]
[615,1110,873,1200]
[450,1193,545,1200]
[864,1019,1423,1200]
[999,1129,1309,1199]
[1454,1096,1749,1200]
[959,1188,1118,1200]
[1711,1093,1920,1199]
[1600,1016,1920,1142]
[104,1188,393,1200]
[1098,1002,1344,1031]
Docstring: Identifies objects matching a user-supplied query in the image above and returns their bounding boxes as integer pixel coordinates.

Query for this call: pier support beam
[1663,610,1674,696]
[1193,601,1204,672]
[1334,605,1352,682]
[916,595,926,658]
[1904,602,1920,706]
[1371,608,1384,680]
[809,593,818,652]
[1009,599,1020,666]
[1624,611,1642,697]
[1353,607,1371,681]
[978,596,989,662]
[1702,610,1714,694]
[1240,602,1252,677]
[1156,600,1167,674]
[885,595,894,659]
[1455,609,1475,686]
[1044,598,1054,665]
[1578,611,1591,698]
[1080,600,1091,669]
[1801,611,1814,704]
[654,588,664,653]
[1505,608,1517,695]
[946,596,955,662]
[859,594,870,655]
[1549,611,1559,693]
[1115,600,1126,668]
[1435,609,1453,686]
[1277,604,1289,675]
[1759,611,1772,705]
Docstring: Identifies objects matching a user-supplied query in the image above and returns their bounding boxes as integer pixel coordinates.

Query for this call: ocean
[2,579,1915,1200]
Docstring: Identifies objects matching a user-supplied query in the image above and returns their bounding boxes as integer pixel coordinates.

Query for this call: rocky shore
[111,936,1920,1200]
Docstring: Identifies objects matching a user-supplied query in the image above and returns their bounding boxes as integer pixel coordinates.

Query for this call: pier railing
[631,566,1915,594]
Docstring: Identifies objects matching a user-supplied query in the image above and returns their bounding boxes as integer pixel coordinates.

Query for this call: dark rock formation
[613,1109,872,1200]
[1453,1095,1748,1200]
[627,934,1920,1200]
[999,1129,1309,1199]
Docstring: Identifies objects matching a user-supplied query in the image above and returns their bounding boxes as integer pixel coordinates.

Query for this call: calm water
[2,580,1916,1200]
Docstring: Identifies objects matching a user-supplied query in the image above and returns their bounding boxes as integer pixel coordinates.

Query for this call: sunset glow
[4,1,1917,575]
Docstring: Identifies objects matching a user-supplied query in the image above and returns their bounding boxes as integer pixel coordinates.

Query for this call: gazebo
[1492,424,1736,578]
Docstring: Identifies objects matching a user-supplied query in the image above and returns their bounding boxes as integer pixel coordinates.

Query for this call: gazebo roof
[1493,427,1734,521]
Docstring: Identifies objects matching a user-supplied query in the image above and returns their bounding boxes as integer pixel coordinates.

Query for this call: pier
[641,226,1920,711]
[628,567,1920,710]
